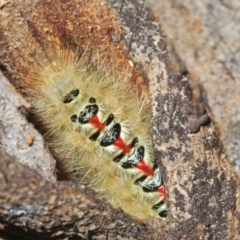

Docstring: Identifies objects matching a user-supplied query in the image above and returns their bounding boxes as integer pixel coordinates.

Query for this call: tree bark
[148,0,240,174]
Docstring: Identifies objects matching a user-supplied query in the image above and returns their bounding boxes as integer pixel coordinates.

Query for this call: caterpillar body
[20,47,167,220]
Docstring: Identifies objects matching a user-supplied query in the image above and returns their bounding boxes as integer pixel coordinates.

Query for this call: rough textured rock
[0,0,239,239]
[148,0,240,173]
[0,71,56,181]
[0,150,152,240]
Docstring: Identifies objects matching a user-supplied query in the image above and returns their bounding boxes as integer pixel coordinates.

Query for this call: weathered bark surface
[0,0,239,239]
[148,0,240,174]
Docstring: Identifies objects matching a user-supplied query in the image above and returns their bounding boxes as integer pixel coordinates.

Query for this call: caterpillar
[19,47,167,220]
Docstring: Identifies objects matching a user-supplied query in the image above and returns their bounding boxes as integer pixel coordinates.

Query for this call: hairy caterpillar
[0,0,167,220]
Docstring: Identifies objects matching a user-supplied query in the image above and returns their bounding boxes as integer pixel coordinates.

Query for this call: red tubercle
[112,136,132,154]
[134,160,154,176]
[88,115,106,131]
[157,183,167,200]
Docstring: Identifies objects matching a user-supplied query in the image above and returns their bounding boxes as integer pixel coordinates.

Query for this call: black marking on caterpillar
[89,131,101,141]
[106,114,114,126]
[153,200,168,218]
[78,104,99,124]
[117,145,144,169]
[89,97,96,103]
[70,114,77,123]
[100,123,121,147]
[63,89,80,103]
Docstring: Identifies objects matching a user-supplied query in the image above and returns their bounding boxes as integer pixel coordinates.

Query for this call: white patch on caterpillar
[22,46,168,220]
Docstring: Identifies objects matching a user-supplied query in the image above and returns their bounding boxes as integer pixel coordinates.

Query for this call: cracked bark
[148,0,240,174]
[0,0,239,239]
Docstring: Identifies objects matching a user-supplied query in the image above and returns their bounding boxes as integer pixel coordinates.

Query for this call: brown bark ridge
[0,0,239,239]
[0,149,154,240]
